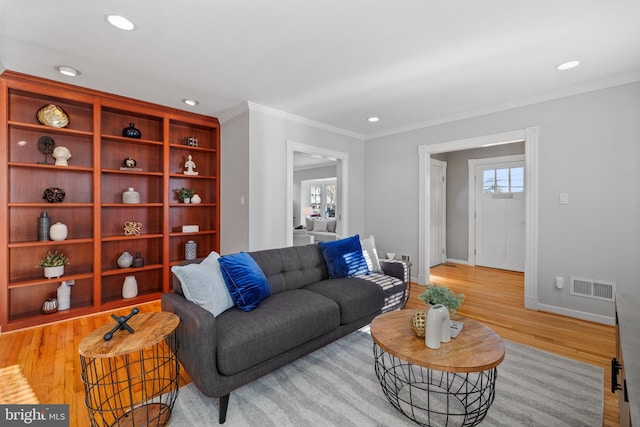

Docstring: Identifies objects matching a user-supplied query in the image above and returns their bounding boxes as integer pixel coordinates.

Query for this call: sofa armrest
[379,259,410,284]
[379,259,411,309]
[161,292,222,396]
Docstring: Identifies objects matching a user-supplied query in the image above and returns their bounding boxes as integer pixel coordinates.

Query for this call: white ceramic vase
[57,281,72,310]
[49,221,68,241]
[122,187,140,204]
[122,275,138,299]
[117,251,134,268]
[425,304,451,349]
[190,194,201,204]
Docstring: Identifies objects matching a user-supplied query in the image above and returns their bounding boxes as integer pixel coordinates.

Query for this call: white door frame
[286,140,349,246]
[418,127,539,310]
[430,158,447,267]
[468,154,525,267]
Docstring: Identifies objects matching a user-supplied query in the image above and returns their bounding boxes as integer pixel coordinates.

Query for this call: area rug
[169,328,603,426]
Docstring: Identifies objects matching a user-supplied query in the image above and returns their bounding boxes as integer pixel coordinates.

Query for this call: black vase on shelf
[122,123,141,139]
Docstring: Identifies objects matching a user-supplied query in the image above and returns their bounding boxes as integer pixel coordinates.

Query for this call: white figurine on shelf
[52,146,71,166]
[183,154,199,175]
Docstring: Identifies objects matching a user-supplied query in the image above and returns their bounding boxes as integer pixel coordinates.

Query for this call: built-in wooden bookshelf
[0,71,220,331]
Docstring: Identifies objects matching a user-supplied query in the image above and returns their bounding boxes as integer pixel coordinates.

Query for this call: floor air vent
[570,277,616,302]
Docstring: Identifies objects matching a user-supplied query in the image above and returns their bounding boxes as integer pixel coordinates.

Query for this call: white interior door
[430,159,446,267]
[475,159,525,272]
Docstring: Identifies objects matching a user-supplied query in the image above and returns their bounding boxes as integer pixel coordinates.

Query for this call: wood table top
[78,312,179,358]
[370,309,505,373]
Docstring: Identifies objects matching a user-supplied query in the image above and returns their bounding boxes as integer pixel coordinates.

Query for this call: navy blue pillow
[318,234,370,279]
[218,252,271,311]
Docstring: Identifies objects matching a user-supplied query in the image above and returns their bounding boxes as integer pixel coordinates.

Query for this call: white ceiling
[1,1,639,139]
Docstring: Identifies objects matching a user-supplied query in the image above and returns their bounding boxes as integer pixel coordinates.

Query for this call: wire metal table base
[80,333,179,427]
[373,344,498,427]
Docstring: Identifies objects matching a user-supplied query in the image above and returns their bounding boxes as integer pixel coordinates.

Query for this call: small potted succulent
[418,283,464,313]
[177,187,195,204]
[37,250,70,279]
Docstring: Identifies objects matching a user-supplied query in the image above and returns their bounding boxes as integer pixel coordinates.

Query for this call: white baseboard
[537,303,615,326]
[445,258,469,265]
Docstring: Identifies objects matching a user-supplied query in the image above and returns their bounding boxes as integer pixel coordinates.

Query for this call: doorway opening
[286,141,349,246]
[418,127,539,310]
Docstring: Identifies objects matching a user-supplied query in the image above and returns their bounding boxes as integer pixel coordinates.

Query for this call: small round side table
[78,312,180,427]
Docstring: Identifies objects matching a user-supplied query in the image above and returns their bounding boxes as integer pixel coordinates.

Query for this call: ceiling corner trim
[364,71,640,141]
[218,102,250,124]
[247,101,365,140]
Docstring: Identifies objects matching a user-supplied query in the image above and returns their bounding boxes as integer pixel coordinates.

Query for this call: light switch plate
[559,193,569,205]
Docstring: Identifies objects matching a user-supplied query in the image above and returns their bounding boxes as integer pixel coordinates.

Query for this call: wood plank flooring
[0,263,618,426]
[413,263,618,426]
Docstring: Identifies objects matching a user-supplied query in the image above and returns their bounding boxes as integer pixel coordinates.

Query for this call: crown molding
[218,102,250,124]
[246,102,365,140]
[365,72,640,140]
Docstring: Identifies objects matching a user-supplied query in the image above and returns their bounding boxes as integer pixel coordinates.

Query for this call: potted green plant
[37,250,70,279]
[418,283,464,313]
[177,187,195,203]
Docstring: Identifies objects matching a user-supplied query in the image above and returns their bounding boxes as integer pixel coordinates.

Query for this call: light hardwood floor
[0,263,618,426]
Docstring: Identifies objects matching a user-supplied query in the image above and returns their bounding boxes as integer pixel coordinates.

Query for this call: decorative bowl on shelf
[36,104,69,128]
[41,297,59,314]
[43,187,65,203]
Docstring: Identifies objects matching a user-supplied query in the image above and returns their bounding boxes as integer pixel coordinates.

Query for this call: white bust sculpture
[52,146,71,166]
[183,154,199,176]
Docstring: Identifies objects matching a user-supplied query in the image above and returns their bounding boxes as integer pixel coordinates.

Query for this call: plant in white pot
[37,251,69,279]
[411,283,464,338]
[418,283,464,313]
[177,187,195,204]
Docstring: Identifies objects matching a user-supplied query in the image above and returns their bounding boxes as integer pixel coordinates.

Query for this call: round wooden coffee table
[370,309,505,427]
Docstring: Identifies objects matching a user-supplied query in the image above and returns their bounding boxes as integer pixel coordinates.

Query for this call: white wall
[365,82,640,322]
[223,107,366,252]
[220,111,250,254]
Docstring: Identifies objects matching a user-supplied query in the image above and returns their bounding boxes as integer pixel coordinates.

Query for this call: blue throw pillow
[218,252,271,311]
[319,234,370,278]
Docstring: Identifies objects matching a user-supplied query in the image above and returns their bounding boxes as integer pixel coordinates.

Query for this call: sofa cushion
[327,219,337,232]
[360,235,382,273]
[318,235,370,278]
[249,245,328,293]
[313,219,328,231]
[218,252,271,311]
[170,251,235,317]
[305,217,314,231]
[215,289,340,375]
[303,277,384,324]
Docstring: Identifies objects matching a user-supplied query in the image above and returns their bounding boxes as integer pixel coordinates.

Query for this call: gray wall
[443,142,525,261]
[364,82,640,322]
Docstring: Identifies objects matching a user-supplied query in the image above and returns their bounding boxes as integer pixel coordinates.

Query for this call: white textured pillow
[313,220,328,232]
[171,251,235,317]
[360,235,382,273]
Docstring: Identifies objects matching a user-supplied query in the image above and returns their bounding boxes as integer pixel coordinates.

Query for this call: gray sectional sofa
[161,243,409,423]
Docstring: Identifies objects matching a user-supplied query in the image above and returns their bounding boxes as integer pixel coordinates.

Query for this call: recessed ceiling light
[55,65,81,77]
[368,117,380,122]
[556,60,580,71]
[183,99,199,107]
[106,15,136,31]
